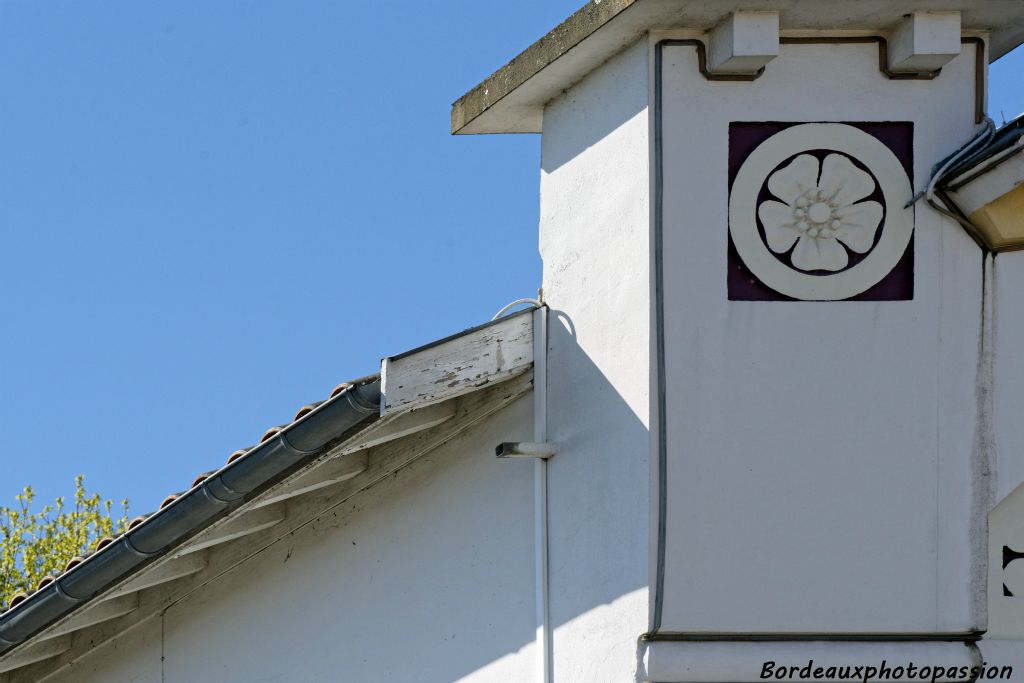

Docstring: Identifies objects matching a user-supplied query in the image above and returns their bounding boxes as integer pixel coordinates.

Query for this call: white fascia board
[946,146,1024,215]
[0,637,71,674]
[42,594,138,639]
[380,309,534,414]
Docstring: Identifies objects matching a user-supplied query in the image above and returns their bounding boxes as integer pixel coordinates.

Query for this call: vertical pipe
[533,306,552,683]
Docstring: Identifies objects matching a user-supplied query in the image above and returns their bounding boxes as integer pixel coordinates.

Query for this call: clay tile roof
[293,402,322,421]
[191,471,216,488]
[330,382,352,398]
[259,427,284,444]
[6,593,27,612]
[0,373,380,618]
[226,448,251,465]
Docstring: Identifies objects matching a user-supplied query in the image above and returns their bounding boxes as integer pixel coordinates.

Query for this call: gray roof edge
[0,380,382,660]
[452,0,1023,136]
[450,0,639,135]
[942,113,1024,188]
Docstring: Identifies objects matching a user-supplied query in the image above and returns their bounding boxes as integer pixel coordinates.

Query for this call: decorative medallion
[728,123,914,301]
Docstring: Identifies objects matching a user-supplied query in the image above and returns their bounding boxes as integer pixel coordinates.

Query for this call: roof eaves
[0,308,540,674]
[452,0,1024,136]
[0,378,382,660]
[943,114,1024,187]
[450,0,639,135]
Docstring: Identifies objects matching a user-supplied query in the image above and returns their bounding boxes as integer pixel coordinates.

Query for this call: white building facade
[3,2,1024,681]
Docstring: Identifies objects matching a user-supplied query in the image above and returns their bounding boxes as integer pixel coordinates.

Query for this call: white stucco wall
[38,618,162,683]
[540,38,652,682]
[658,38,986,633]
[994,251,1024,503]
[40,395,537,683]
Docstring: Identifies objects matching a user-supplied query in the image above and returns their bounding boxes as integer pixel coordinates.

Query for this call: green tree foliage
[1,476,129,609]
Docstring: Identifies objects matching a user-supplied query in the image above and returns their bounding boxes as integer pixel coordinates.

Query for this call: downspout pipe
[532,305,552,683]
[0,380,381,656]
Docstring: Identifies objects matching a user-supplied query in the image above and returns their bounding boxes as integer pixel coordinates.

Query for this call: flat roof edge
[452,0,1024,136]
[450,0,639,135]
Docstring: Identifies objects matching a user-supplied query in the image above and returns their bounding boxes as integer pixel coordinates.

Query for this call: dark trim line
[642,631,984,643]
[650,34,987,635]
[963,37,987,125]
[778,36,986,124]
[779,36,941,80]
[652,38,668,633]
[944,115,1024,191]
[0,381,382,658]
[935,187,990,251]
[664,39,765,81]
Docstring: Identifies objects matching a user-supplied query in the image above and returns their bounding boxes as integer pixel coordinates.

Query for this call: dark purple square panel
[727,122,914,302]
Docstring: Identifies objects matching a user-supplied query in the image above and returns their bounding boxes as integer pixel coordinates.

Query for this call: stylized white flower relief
[757,153,883,272]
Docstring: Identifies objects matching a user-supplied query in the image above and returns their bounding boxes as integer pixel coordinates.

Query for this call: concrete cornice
[452,0,1024,135]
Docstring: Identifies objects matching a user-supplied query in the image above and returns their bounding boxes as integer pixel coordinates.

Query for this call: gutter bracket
[495,442,557,460]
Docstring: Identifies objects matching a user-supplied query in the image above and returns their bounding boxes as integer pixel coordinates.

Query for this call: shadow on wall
[50,38,656,683]
[538,40,648,174]
[142,314,651,683]
[545,307,651,665]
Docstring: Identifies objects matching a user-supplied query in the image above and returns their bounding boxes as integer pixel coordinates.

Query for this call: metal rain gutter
[0,380,382,657]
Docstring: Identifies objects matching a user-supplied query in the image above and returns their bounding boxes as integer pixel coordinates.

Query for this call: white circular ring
[729,123,914,301]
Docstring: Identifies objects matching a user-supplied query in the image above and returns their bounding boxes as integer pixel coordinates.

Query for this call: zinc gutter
[0,380,381,657]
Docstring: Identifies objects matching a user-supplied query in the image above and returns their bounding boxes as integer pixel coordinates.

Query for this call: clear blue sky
[1,2,1022,515]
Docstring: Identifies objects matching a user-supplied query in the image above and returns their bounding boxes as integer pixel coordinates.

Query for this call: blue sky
[1,2,1022,515]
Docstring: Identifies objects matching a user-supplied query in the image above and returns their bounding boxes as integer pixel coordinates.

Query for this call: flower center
[807,202,831,224]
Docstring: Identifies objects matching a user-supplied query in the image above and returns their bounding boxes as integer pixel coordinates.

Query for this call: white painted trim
[251,454,369,509]
[0,638,71,674]
[381,311,533,413]
[171,505,285,557]
[42,595,138,639]
[947,148,1024,215]
[641,641,978,683]
[102,551,207,600]
[338,403,456,455]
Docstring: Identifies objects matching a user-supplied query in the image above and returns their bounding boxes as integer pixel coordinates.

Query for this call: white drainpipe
[533,305,552,683]
[492,301,553,683]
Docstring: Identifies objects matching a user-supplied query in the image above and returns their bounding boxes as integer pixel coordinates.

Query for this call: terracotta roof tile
[0,375,377,615]
[259,427,283,444]
[94,536,116,552]
[293,402,322,421]
[159,493,182,509]
[6,593,27,612]
[226,448,251,465]
[191,471,216,489]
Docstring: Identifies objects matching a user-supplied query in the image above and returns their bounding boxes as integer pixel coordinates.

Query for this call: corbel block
[888,11,962,73]
[707,11,779,75]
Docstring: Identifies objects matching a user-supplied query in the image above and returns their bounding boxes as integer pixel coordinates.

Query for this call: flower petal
[767,154,820,205]
[791,236,849,272]
[834,201,883,254]
[818,153,876,206]
[758,200,801,253]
